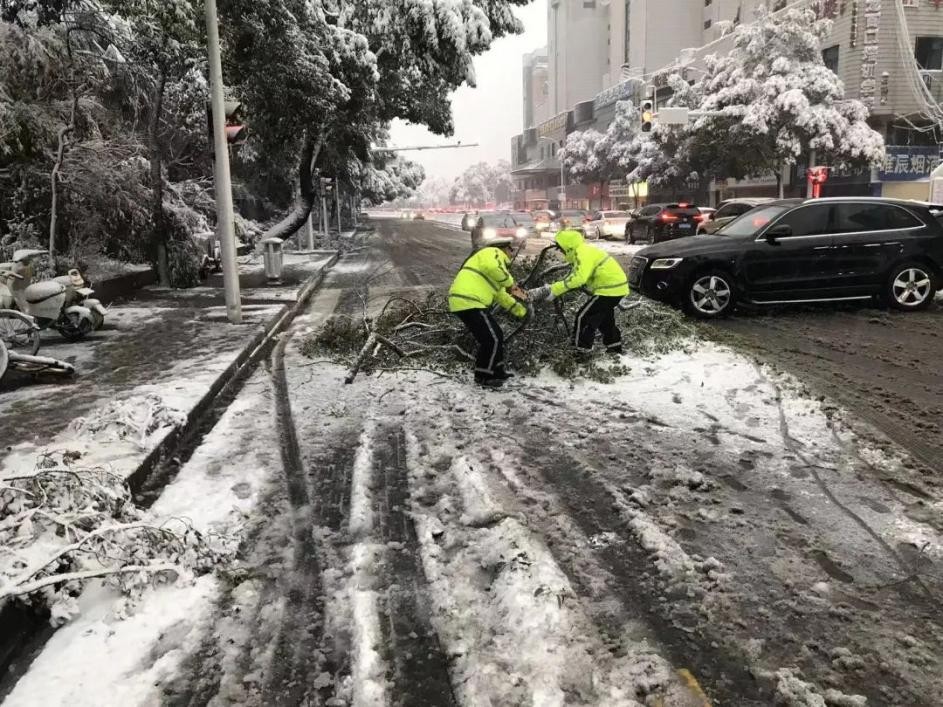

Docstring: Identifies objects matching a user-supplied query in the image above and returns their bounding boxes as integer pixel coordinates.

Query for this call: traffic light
[640,100,655,132]
[207,100,247,149]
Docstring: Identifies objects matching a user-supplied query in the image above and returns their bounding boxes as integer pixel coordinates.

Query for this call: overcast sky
[388,1,547,183]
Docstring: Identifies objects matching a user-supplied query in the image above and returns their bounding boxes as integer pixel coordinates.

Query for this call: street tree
[222,0,529,241]
[563,100,640,187]
[632,5,885,195]
[449,161,512,207]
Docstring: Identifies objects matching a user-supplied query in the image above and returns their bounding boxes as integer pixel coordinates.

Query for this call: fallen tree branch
[0,562,179,602]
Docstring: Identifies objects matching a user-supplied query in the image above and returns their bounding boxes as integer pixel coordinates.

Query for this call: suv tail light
[660,213,679,223]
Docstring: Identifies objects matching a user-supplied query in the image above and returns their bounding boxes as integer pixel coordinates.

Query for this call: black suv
[626,203,701,244]
[628,198,943,318]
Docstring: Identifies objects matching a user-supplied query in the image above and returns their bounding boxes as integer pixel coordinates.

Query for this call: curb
[127,251,339,495]
[0,252,340,690]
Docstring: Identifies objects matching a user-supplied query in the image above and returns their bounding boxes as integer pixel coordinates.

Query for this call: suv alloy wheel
[887,261,936,311]
[684,271,736,318]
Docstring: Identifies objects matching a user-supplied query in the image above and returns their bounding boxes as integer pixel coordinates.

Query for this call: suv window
[664,205,701,218]
[833,203,922,233]
[720,203,754,218]
[776,204,832,237]
[641,205,661,216]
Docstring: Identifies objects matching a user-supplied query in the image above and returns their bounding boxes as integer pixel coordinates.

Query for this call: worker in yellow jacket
[527,229,629,355]
[448,237,528,388]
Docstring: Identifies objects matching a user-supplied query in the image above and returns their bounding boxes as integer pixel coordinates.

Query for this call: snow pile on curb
[69,393,187,449]
[0,448,234,623]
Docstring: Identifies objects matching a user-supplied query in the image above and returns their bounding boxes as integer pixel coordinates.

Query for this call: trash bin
[261,237,284,281]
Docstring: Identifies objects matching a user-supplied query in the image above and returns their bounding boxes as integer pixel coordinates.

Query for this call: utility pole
[205,0,241,324]
[559,146,566,209]
[307,211,315,250]
[335,173,342,232]
[321,190,329,239]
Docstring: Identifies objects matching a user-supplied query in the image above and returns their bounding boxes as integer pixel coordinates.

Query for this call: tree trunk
[262,133,324,241]
[776,166,784,199]
[149,70,169,287]
[49,93,78,262]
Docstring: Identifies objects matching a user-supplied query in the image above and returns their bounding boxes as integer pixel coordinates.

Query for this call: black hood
[637,234,746,259]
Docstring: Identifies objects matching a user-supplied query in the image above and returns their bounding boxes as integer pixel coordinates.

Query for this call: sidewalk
[0,252,337,479]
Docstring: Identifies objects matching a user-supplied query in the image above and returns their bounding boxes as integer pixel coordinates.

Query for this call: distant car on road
[412,211,425,220]
[697,198,774,235]
[549,210,590,234]
[626,203,701,244]
[628,197,943,319]
[584,210,633,240]
[511,212,539,239]
[471,212,528,250]
[531,210,556,233]
[461,212,478,231]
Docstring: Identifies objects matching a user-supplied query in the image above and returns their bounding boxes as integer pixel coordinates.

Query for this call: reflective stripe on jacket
[448,246,525,316]
[549,230,630,298]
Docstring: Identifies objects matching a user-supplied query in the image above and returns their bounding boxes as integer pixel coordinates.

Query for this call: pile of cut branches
[0,451,236,625]
[303,254,697,383]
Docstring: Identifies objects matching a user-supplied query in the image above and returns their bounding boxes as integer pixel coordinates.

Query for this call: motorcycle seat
[24,280,66,305]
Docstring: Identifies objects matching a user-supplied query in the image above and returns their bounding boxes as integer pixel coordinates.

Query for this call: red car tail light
[660,213,679,223]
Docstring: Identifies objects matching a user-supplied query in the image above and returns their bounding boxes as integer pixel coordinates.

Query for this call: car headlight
[650,258,684,270]
[516,227,527,239]
[483,227,497,239]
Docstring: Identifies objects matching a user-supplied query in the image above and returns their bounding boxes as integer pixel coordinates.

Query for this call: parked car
[697,198,774,235]
[472,212,528,249]
[625,203,702,244]
[628,197,943,319]
[584,210,633,240]
[549,210,590,233]
[412,211,425,220]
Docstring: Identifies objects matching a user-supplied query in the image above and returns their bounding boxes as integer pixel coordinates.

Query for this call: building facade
[514,0,943,209]
[522,47,551,130]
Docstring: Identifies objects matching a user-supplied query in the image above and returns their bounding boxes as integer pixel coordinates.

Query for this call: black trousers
[574,295,623,352]
[454,309,506,380]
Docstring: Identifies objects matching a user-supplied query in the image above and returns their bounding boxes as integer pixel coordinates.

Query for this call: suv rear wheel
[886,261,936,311]
[683,271,736,319]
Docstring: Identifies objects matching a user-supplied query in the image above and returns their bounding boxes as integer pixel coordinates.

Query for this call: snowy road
[7,219,943,706]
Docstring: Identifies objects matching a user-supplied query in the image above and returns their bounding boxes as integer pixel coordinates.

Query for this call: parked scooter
[0,249,106,341]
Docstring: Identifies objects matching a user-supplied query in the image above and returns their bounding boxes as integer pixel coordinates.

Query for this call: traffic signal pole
[205,0,241,324]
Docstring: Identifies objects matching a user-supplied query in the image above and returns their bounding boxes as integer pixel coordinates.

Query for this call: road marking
[677,668,712,706]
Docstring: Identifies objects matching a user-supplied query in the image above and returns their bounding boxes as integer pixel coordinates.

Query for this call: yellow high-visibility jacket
[549,230,630,298]
[448,246,526,317]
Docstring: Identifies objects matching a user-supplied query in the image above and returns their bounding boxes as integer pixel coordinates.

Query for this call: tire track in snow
[370,420,457,707]
[260,330,337,705]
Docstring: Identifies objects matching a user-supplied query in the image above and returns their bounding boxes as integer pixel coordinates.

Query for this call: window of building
[704,19,712,30]
[705,0,712,5]
[915,37,943,71]
[822,45,839,75]
[583,0,596,7]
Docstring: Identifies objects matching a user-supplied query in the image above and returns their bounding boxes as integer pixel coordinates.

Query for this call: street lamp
[205,0,241,324]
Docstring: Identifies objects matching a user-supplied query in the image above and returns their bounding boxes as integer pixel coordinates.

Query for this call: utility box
[261,237,284,281]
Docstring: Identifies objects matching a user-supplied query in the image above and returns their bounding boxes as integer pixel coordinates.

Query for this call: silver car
[584,210,633,240]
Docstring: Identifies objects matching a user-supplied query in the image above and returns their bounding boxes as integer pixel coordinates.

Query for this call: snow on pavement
[8,321,943,705]
[4,370,281,707]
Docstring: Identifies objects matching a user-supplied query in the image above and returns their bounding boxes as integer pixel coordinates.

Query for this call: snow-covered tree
[357,155,425,205]
[563,129,606,183]
[632,5,884,193]
[563,101,640,185]
[449,160,512,206]
[221,0,529,241]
